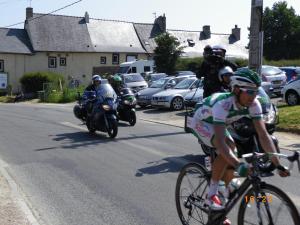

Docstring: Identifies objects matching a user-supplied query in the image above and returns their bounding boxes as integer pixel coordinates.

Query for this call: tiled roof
[87,19,146,53]
[0,28,33,54]
[133,23,163,53]
[26,13,94,52]
[26,13,146,53]
[168,29,248,59]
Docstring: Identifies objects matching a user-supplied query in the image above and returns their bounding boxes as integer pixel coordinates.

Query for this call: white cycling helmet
[218,66,233,82]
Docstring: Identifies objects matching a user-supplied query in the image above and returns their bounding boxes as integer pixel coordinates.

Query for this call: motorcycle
[73,90,96,123]
[74,81,119,138]
[184,87,279,172]
[117,88,137,126]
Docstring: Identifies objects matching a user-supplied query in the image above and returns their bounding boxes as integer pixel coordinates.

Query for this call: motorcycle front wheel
[86,117,96,134]
[107,119,118,138]
[128,111,136,126]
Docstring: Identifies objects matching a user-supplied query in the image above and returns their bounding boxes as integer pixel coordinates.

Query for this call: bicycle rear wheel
[175,163,210,225]
[238,183,300,225]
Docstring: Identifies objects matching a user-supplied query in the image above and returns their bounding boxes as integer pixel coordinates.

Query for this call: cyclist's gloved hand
[276,165,290,177]
[236,162,250,177]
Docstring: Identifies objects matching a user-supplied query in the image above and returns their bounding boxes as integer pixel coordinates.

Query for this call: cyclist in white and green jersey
[191,68,290,214]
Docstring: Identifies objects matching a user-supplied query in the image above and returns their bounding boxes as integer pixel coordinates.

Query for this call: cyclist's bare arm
[213,124,239,168]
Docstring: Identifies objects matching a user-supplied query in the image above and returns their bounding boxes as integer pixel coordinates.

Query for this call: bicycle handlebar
[242,151,300,173]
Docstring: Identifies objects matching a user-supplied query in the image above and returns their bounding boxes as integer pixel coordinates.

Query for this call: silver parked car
[151,77,202,110]
[120,73,148,93]
[136,75,194,107]
[261,65,287,96]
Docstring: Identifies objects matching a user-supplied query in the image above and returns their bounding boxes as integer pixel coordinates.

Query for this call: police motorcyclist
[197,45,237,98]
[85,74,102,92]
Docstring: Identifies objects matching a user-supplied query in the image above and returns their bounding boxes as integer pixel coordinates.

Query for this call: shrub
[20,72,65,93]
[45,86,85,103]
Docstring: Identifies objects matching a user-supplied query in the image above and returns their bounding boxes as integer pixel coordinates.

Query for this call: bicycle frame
[204,176,262,224]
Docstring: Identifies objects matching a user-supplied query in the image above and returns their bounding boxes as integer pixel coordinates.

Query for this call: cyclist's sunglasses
[240,88,258,96]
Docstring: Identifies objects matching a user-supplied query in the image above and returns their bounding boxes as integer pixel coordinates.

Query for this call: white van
[117,60,155,74]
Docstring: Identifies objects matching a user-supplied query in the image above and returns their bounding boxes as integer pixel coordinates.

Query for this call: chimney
[154,14,166,33]
[232,25,240,41]
[85,12,89,23]
[26,7,33,20]
[200,25,211,40]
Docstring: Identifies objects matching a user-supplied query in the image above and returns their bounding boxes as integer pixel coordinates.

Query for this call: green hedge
[20,71,65,93]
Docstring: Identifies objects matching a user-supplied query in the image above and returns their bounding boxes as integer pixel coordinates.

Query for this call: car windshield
[117,66,130,74]
[124,74,144,83]
[150,78,169,88]
[174,79,195,89]
[262,67,282,75]
[152,75,164,81]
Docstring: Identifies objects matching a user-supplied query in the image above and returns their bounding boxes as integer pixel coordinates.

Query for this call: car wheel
[286,90,299,106]
[171,97,184,110]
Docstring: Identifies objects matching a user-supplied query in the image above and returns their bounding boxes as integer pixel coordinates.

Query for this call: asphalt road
[0,103,299,225]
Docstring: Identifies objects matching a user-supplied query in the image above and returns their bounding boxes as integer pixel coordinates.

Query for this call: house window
[112,53,119,65]
[126,55,137,62]
[0,60,4,72]
[48,57,57,68]
[100,56,106,64]
[60,57,66,66]
[144,66,151,72]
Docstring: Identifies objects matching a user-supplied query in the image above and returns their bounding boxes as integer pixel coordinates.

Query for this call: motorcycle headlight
[263,105,276,124]
[124,100,130,105]
[102,104,111,111]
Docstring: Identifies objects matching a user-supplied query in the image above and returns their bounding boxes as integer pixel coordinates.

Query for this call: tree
[263,1,300,60]
[153,32,184,74]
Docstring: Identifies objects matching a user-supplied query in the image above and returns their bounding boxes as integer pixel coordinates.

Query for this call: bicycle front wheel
[175,163,210,225]
[238,183,300,225]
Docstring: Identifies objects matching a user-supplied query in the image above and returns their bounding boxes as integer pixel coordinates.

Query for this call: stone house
[0,8,247,93]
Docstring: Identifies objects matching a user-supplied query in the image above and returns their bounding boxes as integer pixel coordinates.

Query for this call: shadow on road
[35,130,187,151]
[135,154,207,177]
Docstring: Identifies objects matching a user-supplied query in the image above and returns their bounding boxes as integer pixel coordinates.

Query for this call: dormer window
[187,39,195,47]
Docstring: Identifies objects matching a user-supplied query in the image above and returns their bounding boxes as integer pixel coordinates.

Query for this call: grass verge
[277,105,300,134]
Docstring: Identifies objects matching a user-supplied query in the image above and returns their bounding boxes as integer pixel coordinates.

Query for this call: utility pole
[249,0,263,74]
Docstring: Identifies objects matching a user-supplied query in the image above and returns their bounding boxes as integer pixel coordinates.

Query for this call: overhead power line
[4,0,83,28]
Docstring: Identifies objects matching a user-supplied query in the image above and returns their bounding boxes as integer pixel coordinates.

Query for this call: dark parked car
[279,67,300,82]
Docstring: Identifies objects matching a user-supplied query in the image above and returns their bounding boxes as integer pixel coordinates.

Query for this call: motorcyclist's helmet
[218,66,234,82]
[113,74,122,83]
[212,45,226,58]
[230,68,261,89]
[92,74,101,84]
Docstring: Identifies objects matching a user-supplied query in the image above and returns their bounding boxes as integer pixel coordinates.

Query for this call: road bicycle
[175,151,300,225]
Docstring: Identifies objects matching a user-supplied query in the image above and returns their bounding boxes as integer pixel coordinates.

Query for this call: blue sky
[1,0,300,44]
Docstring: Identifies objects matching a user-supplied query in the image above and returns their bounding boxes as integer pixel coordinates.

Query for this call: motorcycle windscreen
[96,84,117,102]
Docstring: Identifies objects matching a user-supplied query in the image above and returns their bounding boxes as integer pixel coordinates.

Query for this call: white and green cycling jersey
[193,92,263,125]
